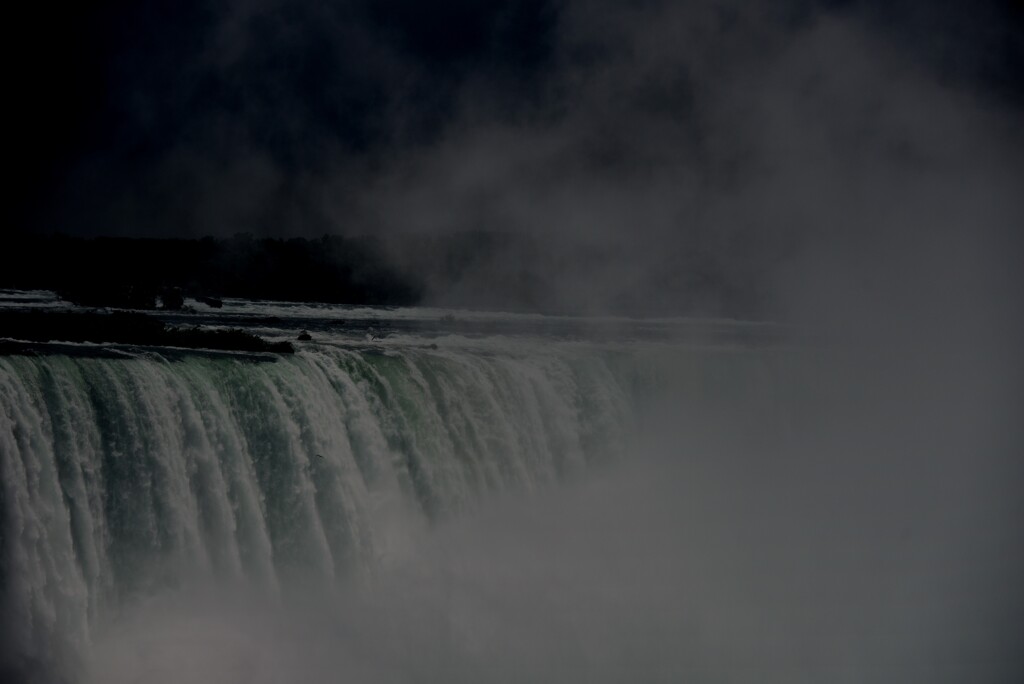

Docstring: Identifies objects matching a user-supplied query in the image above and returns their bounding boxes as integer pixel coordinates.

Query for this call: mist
[3,2,1022,682]
[366,1,1022,316]
[12,0,1021,318]
[75,330,1023,684]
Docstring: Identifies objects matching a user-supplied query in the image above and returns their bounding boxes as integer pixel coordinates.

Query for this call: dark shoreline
[0,233,421,310]
[0,310,294,355]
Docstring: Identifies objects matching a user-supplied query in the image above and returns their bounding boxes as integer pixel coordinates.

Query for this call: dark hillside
[0,234,422,309]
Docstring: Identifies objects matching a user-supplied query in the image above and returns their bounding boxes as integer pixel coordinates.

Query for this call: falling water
[0,335,648,671]
[3,296,1020,684]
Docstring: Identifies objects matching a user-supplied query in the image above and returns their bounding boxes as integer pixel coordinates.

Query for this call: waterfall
[5,321,1015,684]
[0,343,637,671]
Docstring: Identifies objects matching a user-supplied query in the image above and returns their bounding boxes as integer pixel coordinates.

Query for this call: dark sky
[5,0,1023,315]
[8,0,561,236]
[7,0,1020,236]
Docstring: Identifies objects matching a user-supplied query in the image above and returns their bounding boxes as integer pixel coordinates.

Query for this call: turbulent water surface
[1,292,1021,683]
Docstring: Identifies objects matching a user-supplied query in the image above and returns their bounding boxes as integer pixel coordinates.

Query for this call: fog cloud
[7,5,1020,682]
[19,0,1024,317]
[80,335,1024,684]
